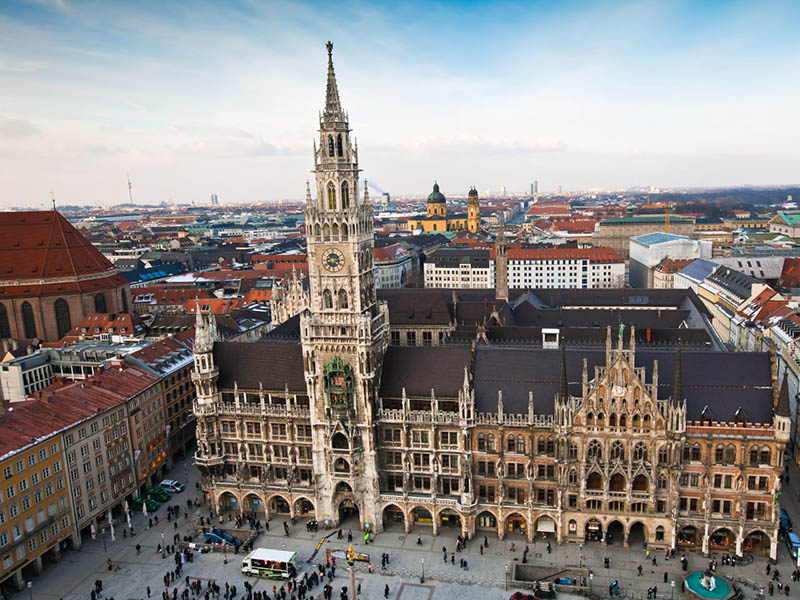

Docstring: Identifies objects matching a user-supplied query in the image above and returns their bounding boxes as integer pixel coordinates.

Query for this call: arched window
[714,445,725,464]
[477,433,486,452]
[0,303,10,338]
[328,135,334,157]
[486,434,495,452]
[642,414,651,430]
[610,441,625,461]
[332,223,339,240]
[597,413,605,426]
[609,473,626,491]
[633,443,648,462]
[586,472,602,490]
[586,412,594,426]
[658,446,668,465]
[323,289,333,309]
[568,469,577,485]
[341,182,349,209]
[21,301,37,339]
[336,134,343,157]
[54,298,71,339]
[632,474,649,491]
[322,223,331,241]
[516,435,525,454]
[609,414,617,427]
[507,435,515,453]
[749,446,759,466]
[725,445,736,464]
[331,433,349,449]
[658,474,667,489]
[121,291,129,313]
[587,440,602,460]
[337,289,348,310]
[333,458,350,473]
[760,446,771,466]
[619,414,627,427]
[632,414,640,428]
[94,293,107,313]
[327,182,336,210]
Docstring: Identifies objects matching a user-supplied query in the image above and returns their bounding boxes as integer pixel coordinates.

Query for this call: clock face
[322,248,345,272]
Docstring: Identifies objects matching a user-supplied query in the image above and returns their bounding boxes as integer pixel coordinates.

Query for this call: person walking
[384,585,389,599]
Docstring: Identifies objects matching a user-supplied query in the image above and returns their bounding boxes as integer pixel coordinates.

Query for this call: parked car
[131,496,160,512]
[147,487,171,503]
[160,479,185,493]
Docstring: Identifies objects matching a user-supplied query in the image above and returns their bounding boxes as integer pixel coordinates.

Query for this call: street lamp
[26,581,32,600]
[505,564,510,591]
[223,542,228,565]
[102,527,107,554]
[420,557,425,583]
[161,532,166,559]
[671,580,675,600]
[579,544,584,569]
[589,572,594,594]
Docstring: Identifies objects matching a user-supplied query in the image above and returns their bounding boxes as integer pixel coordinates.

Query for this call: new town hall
[191,43,790,561]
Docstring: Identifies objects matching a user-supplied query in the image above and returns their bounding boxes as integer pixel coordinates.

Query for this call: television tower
[127,174,134,205]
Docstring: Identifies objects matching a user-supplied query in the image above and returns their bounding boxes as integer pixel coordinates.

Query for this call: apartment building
[424,248,492,288]
[489,247,625,290]
[0,412,73,594]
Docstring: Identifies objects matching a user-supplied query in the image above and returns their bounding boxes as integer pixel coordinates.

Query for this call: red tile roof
[489,247,622,263]
[781,258,800,289]
[184,298,244,314]
[132,286,214,306]
[0,379,129,458]
[655,258,695,274]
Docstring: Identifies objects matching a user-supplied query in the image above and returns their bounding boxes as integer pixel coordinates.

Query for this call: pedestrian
[148,588,152,598]
[664,572,668,583]
[451,554,455,565]
[137,544,142,555]
[384,585,389,599]
[638,565,643,576]
[480,545,483,555]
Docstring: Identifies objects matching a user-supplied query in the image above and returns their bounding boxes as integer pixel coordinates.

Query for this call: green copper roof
[427,182,446,204]
[778,212,800,226]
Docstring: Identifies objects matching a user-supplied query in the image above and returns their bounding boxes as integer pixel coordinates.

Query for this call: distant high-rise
[500,185,507,197]
[210,193,219,206]
[534,180,539,194]
[530,183,534,195]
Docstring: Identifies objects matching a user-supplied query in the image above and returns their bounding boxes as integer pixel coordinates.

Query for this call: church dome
[427,182,446,204]
[468,187,479,198]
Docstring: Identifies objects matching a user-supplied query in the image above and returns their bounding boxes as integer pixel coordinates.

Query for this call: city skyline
[1,0,799,207]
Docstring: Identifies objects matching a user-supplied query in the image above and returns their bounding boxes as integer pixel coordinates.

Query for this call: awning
[537,519,556,533]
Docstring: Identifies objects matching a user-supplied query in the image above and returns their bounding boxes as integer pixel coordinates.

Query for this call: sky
[1,0,799,207]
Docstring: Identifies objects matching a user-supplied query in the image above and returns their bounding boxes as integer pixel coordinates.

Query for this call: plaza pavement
[11,454,800,600]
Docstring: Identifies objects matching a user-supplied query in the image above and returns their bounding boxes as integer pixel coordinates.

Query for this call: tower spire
[323,41,343,121]
[671,348,683,406]
[559,345,569,401]
[305,180,312,204]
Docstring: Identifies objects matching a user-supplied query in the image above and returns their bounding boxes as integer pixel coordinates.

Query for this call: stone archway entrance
[294,497,315,518]
[744,531,769,556]
[218,491,238,514]
[505,513,527,539]
[607,520,624,546]
[438,509,461,530]
[338,498,360,527]
[629,522,646,548]
[535,516,556,541]
[269,495,290,515]
[382,505,405,532]
[710,528,736,552]
[243,493,265,519]
[585,518,603,542]
[677,526,700,548]
[410,507,433,532]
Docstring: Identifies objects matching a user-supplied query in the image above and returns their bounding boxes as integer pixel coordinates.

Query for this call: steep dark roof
[213,341,306,392]
[706,266,758,300]
[380,346,472,398]
[428,248,490,268]
[471,347,773,423]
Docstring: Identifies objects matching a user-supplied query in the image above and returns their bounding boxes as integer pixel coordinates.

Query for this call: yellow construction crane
[641,202,674,233]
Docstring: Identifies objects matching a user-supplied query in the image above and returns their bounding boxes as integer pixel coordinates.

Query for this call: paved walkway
[10,452,800,600]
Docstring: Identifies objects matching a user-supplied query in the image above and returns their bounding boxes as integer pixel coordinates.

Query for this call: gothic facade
[191,43,789,561]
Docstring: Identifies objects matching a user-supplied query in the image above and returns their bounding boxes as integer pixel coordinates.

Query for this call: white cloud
[0,117,40,139]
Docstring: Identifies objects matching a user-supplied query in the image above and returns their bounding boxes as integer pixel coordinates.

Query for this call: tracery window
[54,298,71,339]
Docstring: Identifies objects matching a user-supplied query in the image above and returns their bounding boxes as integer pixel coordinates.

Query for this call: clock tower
[301,42,389,531]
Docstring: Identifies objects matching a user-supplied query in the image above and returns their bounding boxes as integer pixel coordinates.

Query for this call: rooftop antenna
[127,173,134,205]
[50,191,56,210]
